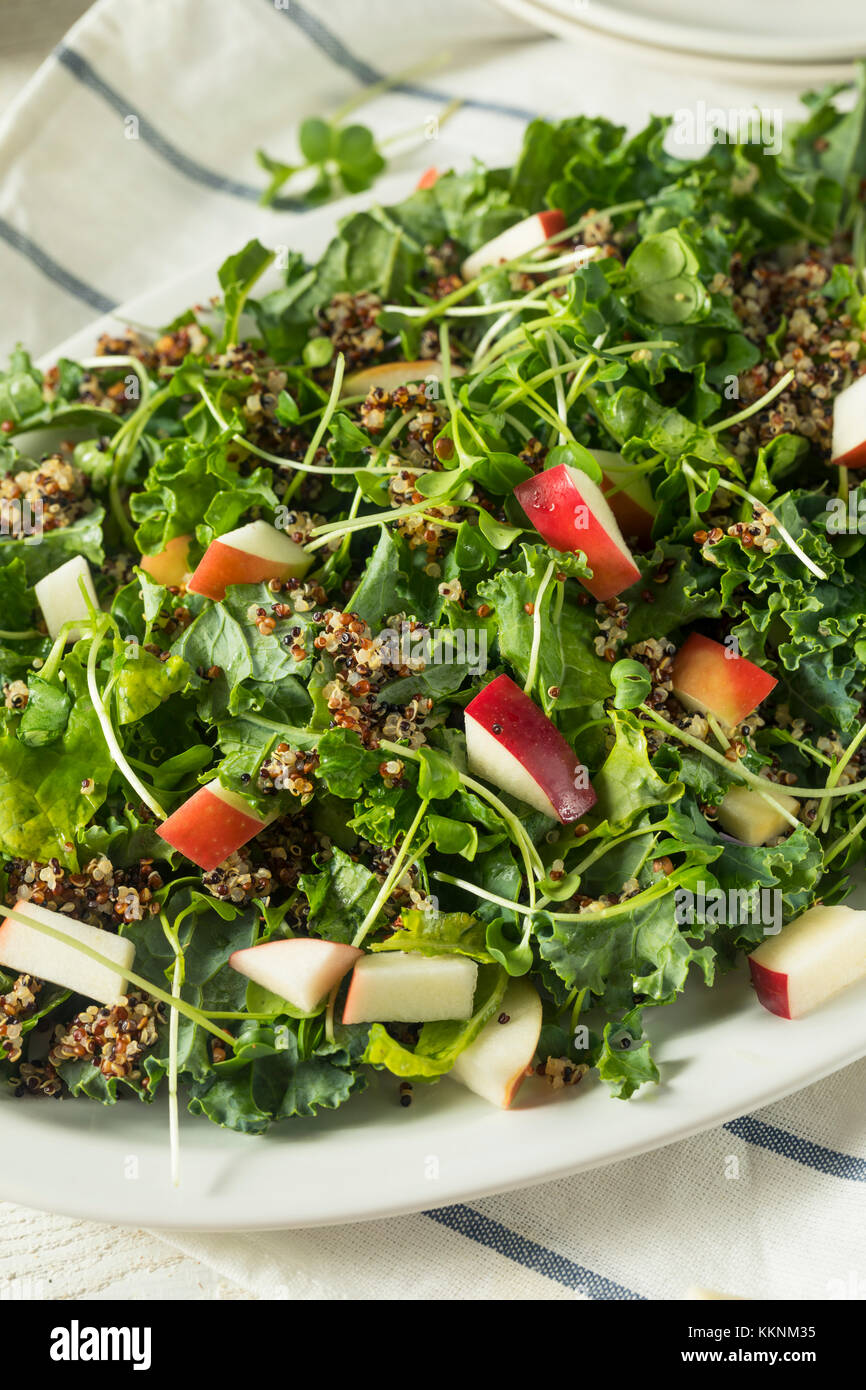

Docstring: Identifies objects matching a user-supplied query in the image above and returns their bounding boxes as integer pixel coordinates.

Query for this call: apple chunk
[716,784,799,846]
[0,900,135,1005]
[34,555,98,642]
[342,952,478,1024]
[672,633,777,727]
[416,166,439,190]
[514,464,640,601]
[749,905,866,1019]
[342,359,462,398]
[465,673,596,823]
[140,534,191,588]
[591,448,657,548]
[158,781,278,872]
[451,978,542,1108]
[187,519,310,601]
[230,938,362,1014]
[461,209,566,282]
[831,373,866,469]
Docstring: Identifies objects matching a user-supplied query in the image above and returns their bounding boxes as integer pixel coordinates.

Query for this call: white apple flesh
[229,938,362,1014]
[831,372,866,469]
[0,899,135,1005]
[34,555,98,642]
[341,359,462,397]
[716,785,799,846]
[341,952,478,1024]
[749,904,866,1019]
[461,210,567,282]
[187,519,310,601]
[464,673,596,823]
[451,978,542,1108]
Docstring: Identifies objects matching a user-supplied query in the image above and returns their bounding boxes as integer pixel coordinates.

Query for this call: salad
[2,71,866,1154]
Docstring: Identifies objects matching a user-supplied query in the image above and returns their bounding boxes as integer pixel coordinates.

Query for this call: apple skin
[416,166,439,190]
[749,904,866,1019]
[451,978,542,1108]
[461,210,567,281]
[831,372,866,469]
[672,633,777,727]
[229,938,362,1014]
[140,535,191,588]
[591,449,657,548]
[716,785,798,846]
[158,781,275,872]
[188,520,310,601]
[513,463,641,601]
[341,359,463,398]
[465,673,596,824]
[0,900,135,1005]
[342,952,478,1024]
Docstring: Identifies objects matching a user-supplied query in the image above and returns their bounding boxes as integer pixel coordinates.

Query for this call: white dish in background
[492,0,863,82]
[2,197,864,1230]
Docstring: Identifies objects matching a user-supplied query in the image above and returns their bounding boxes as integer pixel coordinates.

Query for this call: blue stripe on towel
[425,1204,645,1298]
[272,0,539,121]
[0,215,116,314]
[725,1116,866,1182]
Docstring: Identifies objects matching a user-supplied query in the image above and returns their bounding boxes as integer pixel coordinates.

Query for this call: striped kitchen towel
[0,0,864,1301]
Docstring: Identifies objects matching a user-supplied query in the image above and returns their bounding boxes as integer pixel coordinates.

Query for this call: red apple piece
[187,519,310,601]
[464,673,596,823]
[0,900,135,1005]
[416,166,439,190]
[342,952,478,1024]
[672,633,777,727]
[716,784,799,846]
[158,781,278,872]
[591,448,657,548]
[451,978,542,1108]
[341,359,463,398]
[831,373,866,469]
[140,534,191,588]
[34,555,98,642]
[749,905,866,1019]
[230,938,362,1014]
[461,209,567,282]
[513,463,640,601]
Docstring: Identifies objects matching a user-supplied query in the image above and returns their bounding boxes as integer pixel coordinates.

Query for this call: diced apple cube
[514,463,640,601]
[591,448,657,548]
[34,555,98,642]
[140,534,191,588]
[158,781,278,872]
[831,373,866,469]
[341,359,462,398]
[749,904,866,1019]
[229,937,362,1014]
[716,784,799,846]
[187,520,310,601]
[451,978,542,1108]
[672,633,777,727]
[461,210,567,282]
[465,673,596,823]
[342,952,478,1024]
[0,900,135,1005]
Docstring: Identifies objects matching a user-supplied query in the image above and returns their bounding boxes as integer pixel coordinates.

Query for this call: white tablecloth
[1,0,864,1301]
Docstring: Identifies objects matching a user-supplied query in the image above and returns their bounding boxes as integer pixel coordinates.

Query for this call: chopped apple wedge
[465,674,596,823]
[342,952,478,1024]
[34,555,98,642]
[230,938,362,1014]
[514,464,640,601]
[672,633,777,727]
[749,905,866,1019]
[831,373,866,469]
[158,781,278,872]
[187,519,310,601]
[461,209,566,282]
[0,900,135,1005]
[716,784,799,846]
[591,448,657,548]
[416,166,439,190]
[140,534,191,588]
[341,359,462,398]
[451,978,542,1108]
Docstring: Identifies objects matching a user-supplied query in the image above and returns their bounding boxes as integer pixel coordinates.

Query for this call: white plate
[493,0,864,81]
[3,196,865,1231]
